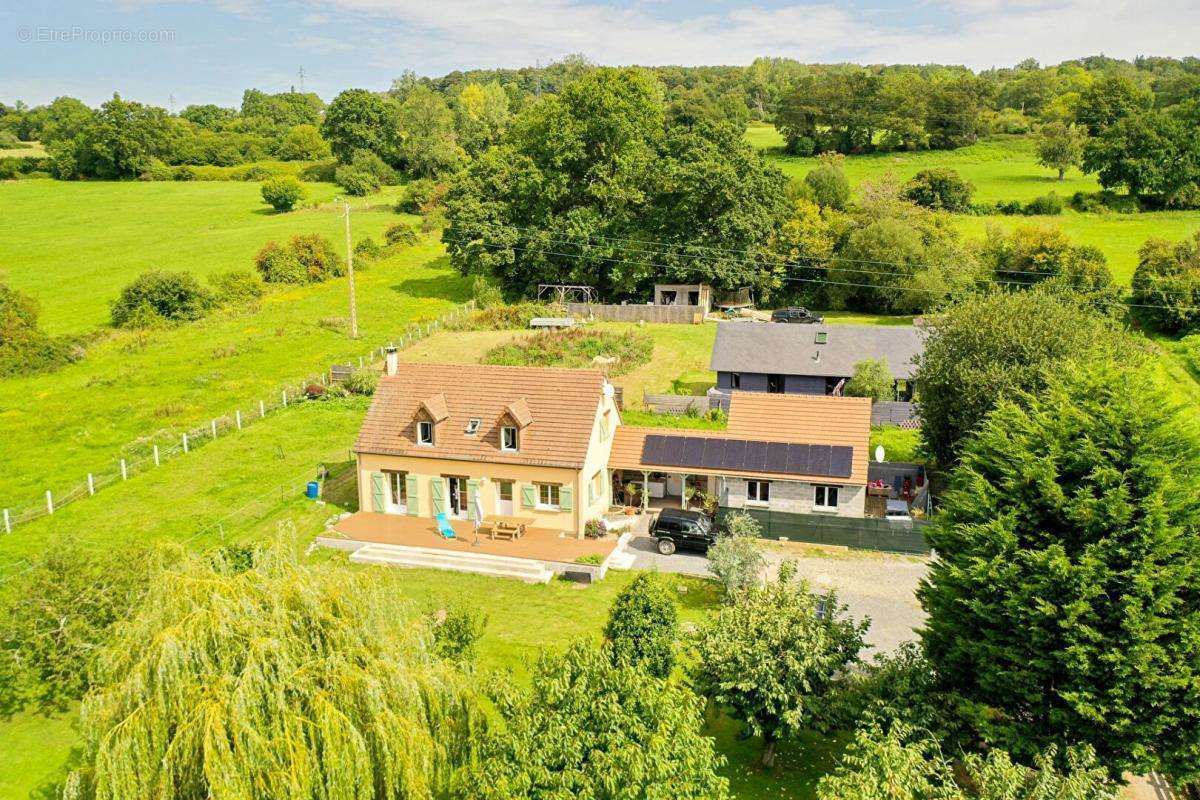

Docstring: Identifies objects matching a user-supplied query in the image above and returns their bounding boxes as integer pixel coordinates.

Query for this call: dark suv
[651,508,717,555]
[771,307,824,324]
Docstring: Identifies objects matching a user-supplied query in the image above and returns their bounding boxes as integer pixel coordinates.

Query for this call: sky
[2,0,1198,108]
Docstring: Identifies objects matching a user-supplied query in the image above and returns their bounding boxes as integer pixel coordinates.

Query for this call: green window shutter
[521,484,537,509]
[559,485,573,511]
[405,474,419,516]
[370,472,385,513]
[431,477,446,515]
[466,479,480,521]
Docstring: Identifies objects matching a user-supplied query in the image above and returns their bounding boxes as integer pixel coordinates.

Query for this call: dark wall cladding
[640,434,853,479]
[715,506,930,555]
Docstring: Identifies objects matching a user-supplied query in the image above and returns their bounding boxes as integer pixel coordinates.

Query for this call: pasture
[0,180,471,509]
[749,124,1200,284]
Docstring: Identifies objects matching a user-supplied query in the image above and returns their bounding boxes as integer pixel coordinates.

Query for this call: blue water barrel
[305,481,320,499]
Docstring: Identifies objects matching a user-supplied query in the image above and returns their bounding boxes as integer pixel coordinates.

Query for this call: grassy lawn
[0,180,410,334]
[952,211,1200,285]
[870,425,923,463]
[0,386,840,798]
[748,124,1200,286]
[0,212,470,509]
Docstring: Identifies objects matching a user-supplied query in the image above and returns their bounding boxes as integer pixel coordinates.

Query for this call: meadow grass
[748,124,1200,285]
[0,179,405,333]
[0,204,471,507]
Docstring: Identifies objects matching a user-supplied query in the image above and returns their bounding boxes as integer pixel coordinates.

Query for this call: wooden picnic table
[481,514,536,540]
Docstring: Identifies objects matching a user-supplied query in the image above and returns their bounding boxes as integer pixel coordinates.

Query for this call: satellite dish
[874,445,885,463]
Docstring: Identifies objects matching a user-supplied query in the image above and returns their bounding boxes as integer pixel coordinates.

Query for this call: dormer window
[417,420,434,446]
[501,426,518,451]
[466,418,481,435]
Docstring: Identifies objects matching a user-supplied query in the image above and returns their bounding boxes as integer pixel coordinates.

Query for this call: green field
[0,181,471,510]
[748,124,1200,285]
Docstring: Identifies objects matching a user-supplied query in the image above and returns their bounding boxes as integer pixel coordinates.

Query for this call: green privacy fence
[715,507,931,555]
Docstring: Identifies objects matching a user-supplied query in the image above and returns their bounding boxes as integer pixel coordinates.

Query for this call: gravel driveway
[615,534,928,655]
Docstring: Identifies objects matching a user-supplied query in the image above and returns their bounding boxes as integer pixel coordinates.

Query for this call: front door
[445,476,468,517]
[496,480,514,516]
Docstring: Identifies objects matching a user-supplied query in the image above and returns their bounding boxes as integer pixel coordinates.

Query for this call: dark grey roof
[709,322,924,380]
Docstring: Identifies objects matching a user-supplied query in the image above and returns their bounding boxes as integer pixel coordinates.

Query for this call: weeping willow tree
[64,545,482,800]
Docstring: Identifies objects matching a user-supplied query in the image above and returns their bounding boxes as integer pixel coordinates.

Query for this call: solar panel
[810,445,831,477]
[743,440,767,472]
[642,435,666,465]
[829,446,853,477]
[722,439,746,470]
[638,434,852,479]
[765,442,789,474]
[705,438,727,469]
[787,443,811,475]
[682,437,707,466]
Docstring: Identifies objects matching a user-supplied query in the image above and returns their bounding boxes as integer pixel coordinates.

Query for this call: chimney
[385,346,398,377]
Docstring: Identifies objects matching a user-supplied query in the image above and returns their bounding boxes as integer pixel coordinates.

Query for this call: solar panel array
[640,434,853,478]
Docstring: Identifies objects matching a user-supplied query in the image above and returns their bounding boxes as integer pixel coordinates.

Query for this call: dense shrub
[353,236,382,261]
[429,603,487,663]
[449,302,561,331]
[334,165,380,196]
[0,130,20,148]
[0,283,73,377]
[1023,191,1063,215]
[173,165,197,181]
[1131,231,1200,332]
[804,155,850,210]
[343,366,379,396]
[397,177,444,213]
[844,358,893,400]
[254,234,344,284]
[110,270,214,328]
[603,574,679,678]
[260,175,306,212]
[471,275,503,308]
[383,222,419,247]
[902,169,974,212]
[482,327,653,376]
[207,269,264,304]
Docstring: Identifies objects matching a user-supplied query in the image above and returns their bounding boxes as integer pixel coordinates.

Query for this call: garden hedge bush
[110,270,214,328]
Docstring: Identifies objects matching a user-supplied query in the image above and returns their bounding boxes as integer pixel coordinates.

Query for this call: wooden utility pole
[341,199,359,339]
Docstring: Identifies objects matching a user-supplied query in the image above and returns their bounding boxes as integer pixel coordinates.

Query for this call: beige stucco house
[353,359,620,537]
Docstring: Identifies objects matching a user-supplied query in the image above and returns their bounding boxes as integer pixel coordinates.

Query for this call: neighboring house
[609,392,872,519]
[354,360,620,537]
[708,321,924,400]
[653,283,712,313]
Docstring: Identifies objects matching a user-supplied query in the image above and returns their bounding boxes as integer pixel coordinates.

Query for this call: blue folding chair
[435,512,456,539]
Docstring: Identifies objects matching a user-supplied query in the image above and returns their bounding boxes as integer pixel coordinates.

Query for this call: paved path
[613,534,929,655]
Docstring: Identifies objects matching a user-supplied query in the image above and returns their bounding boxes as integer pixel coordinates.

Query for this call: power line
[442,229,1200,313]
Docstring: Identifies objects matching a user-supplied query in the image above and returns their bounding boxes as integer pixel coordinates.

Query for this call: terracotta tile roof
[610,392,872,484]
[355,363,607,468]
[505,397,534,428]
[420,393,449,422]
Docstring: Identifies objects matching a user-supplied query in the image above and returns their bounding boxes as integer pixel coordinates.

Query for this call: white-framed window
[417,420,434,446]
[590,470,603,505]
[465,418,481,435]
[501,426,518,451]
[386,470,407,509]
[746,480,771,504]
[537,482,560,509]
[814,485,839,511]
[730,372,741,389]
[600,409,612,442]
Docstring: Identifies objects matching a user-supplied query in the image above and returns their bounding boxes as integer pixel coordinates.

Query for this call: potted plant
[584,518,608,539]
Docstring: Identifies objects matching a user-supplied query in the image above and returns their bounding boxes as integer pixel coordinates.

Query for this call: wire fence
[0,301,476,537]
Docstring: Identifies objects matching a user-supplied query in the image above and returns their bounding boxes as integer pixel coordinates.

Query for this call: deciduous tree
[1034,121,1085,181]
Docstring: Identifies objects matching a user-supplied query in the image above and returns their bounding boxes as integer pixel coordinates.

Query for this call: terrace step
[349,543,553,583]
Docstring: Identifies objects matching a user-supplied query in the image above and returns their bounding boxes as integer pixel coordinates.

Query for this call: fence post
[2,508,9,534]
[259,400,266,418]
[358,356,364,368]
[153,445,160,466]
[46,490,54,514]
[182,433,189,454]
[282,390,288,408]
[236,410,242,430]
[87,473,95,495]
[211,419,218,438]
[121,458,128,480]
